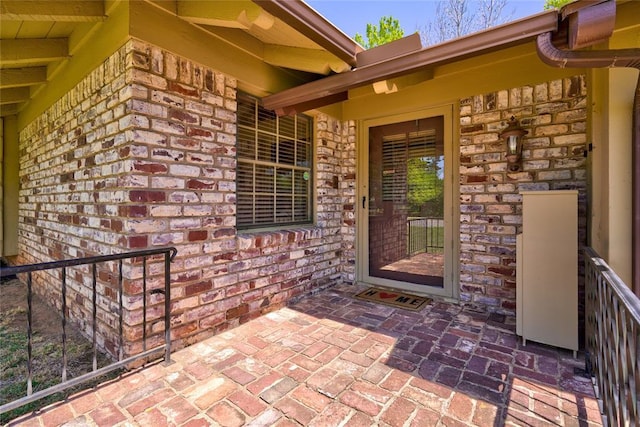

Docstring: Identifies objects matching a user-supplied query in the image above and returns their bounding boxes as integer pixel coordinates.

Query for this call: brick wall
[458,75,588,320]
[18,39,351,357]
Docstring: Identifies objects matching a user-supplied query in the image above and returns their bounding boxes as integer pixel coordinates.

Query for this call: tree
[544,0,574,10]
[354,16,404,49]
[421,0,512,45]
[407,156,444,216]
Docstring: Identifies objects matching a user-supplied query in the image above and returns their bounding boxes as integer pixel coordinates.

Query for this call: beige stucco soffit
[262,10,559,114]
[254,0,362,67]
[177,0,275,30]
[0,1,105,22]
[263,45,351,74]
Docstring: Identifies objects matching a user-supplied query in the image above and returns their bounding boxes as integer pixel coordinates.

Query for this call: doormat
[354,288,431,311]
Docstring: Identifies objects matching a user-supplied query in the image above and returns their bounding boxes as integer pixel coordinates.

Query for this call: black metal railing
[584,247,639,427]
[407,217,444,256]
[0,247,177,414]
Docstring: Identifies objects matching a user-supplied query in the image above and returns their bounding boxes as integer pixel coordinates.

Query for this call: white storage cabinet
[516,190,578,356]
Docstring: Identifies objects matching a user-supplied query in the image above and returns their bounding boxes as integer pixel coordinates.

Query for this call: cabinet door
[521,191,578,351]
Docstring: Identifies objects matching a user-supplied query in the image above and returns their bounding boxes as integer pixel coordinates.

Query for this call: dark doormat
[354,288,431,311]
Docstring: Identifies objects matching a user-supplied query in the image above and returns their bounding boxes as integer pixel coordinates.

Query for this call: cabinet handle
[362,196,366,209]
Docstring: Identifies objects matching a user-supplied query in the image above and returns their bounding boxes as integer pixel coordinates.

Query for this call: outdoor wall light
[500,116,528,172]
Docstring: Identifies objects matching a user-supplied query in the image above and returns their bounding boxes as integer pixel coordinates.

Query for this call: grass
[0,281,119,424]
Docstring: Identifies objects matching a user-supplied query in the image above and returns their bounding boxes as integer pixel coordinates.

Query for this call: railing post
[26,272,33,397]
[61,267,67,382]
[164,250,172,365]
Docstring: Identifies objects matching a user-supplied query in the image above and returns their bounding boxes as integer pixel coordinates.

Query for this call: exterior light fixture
[499,116,528,172]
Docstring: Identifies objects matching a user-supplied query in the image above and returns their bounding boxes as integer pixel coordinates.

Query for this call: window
[236,92,313,229]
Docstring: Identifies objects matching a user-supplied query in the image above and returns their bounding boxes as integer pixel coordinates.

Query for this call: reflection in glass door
[368,116,445,287]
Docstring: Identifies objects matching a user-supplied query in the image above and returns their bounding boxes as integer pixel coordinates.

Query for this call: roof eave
[263,9,560,114]
[253,0,362,67]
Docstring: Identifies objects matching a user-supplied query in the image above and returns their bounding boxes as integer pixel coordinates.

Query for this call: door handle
[362,196,366,209]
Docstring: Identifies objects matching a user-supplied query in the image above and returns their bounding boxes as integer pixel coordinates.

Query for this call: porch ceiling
[0,0,360,118]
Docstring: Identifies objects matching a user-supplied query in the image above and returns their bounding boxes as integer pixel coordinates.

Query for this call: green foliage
[354,16,404,49]
[544,0,574,10]
[407,157,444,216]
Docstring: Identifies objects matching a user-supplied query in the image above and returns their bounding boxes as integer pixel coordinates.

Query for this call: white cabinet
[516,190,578,355]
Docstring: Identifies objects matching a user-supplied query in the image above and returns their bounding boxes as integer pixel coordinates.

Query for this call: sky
[306,0,548,40]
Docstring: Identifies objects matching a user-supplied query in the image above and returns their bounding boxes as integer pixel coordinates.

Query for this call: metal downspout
[536,31,640,295]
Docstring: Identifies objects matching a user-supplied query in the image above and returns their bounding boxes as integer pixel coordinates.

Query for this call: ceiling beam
[0,39,68,66]
[0,87,30,104]
[177,0,274,30]
[0,104,19,116]
[0,67,47,88]
[0,1,105,22]
[254,0,361,66]
[264,45,350,74]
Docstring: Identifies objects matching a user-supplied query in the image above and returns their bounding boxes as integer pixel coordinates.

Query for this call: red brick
[440,415,471,426]
[291,385,332,412]
[381,397,416,427]
[315,345,342,364]
[185,280,212,296]
[409,377,453,399]
[228,390,267,416]
[187,179,215,190]
[447,392,475,422]
[134,407,168,425]
[188,230,208,241]
[125,388,175,416]
[344,411,374,426]
[188,377,238,409]
[472,400,500,426]
[290,354,323,371]
[278,361,311,382]
[274,419,300,427]
[307,402,352,427]
[159,396,199,424]
[316,372,353,399]
[247,371,285,395]
[128,235,148,248]
[168,81,199,97]
[39,403,74,426]
[380,370,411,391]
[182,417,216,427]
[89,403,127,425]
[69,389,102,414]
[274,397,316,425]
[129,190,166,202]
[340,350,374,367]
[184,360,215,380]
[362,363,392,384]
[133,161,168,173]
[223,366,256,385]
[339,390,382,416]
[207,401,245,427]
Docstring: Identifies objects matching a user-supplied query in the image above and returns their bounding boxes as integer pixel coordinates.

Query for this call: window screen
[236,93,313,228]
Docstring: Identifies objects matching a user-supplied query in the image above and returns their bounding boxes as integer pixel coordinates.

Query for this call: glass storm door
[365,115,450,294]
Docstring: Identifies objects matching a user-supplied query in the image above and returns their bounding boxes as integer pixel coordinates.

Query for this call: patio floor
[9,283,602,426]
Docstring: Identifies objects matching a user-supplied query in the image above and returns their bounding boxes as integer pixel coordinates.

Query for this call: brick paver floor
[8,283,602,426]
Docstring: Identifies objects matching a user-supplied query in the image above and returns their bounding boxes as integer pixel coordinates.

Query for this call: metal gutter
[262,10,559,114]
[536,32,640,68]
[535,0,640,296]
[253,0,362,67]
